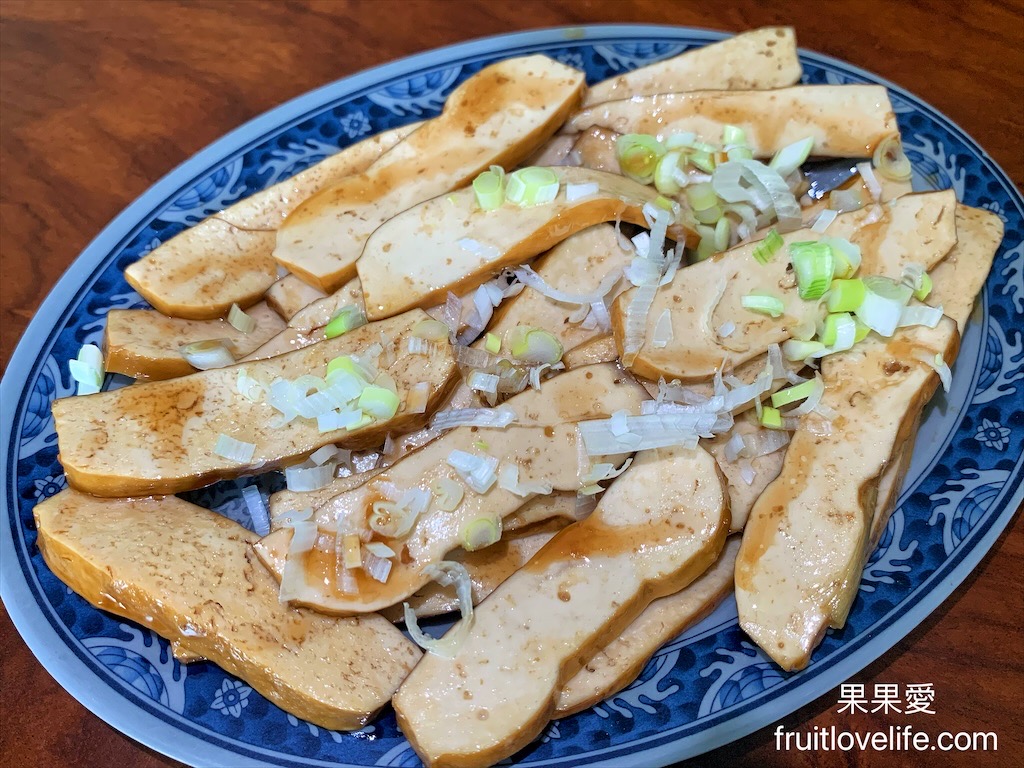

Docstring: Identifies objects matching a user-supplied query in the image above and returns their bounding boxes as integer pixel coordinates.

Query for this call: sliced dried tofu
[241,277,365,360]
[103,301,286,380]
[487,223,632,344]
[123,124,417,319]
[863,204,1002,546]
[503,490,589,532]
[274,56,586,292]
[53,309,457,496]
[288,276,364,332]
[555,536,740,717]
[381,521,565,622]
[570,85,897,159]
[582,27,801,107]
[358,167,688,320]
[265,275,329,321]
[393,445,729,768]
[927,205,1003,333]
[613,190,958,382]
[706,411,789,532]
[253,364,648,615]
[735,317,960,670]
[34,489,420,731]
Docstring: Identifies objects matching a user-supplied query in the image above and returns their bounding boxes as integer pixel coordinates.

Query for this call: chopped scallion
[771,378,819,408]
[472,167,505,210]
[505,167,559,207]
[615,134,665,184]
[742,291,785,318]
[760,406,783,429]
[826,278,866,313]
[752,229,784,265]
[789,241,835,300]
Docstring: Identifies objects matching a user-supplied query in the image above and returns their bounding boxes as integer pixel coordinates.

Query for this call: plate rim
[2,22,1022,768]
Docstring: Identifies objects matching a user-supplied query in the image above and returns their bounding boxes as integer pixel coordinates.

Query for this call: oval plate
[2,25,1022,768]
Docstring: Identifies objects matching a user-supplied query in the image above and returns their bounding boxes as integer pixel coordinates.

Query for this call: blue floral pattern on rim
[2,25,1022,768]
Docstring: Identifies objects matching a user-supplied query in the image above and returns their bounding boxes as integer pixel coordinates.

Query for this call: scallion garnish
[826,278,866,313]
[472,166,505,210]
[741,291,785,318]
[323,305,366,339]
[770,378,819,408]
[752,229,784,265]
[760,406,783,429]
[615,134,665,184]
[789,241,835,300]
[505,166,559,207]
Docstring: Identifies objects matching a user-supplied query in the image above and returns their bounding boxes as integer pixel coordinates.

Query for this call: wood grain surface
[1,1,1021,767]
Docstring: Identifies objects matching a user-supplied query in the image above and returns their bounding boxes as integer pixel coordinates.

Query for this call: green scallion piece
[760,406,783,429]
[789,241,836,300]
[741,291,785,318]
[713,217,731,252]
[826,278,867,313]
[323,305,366,339]
[771,378,819,408]
[686,181,718,212]
[484,333,501,354]
[752,229,784,265]
[689,149,716,173]
[472,168,505,210]
[505,167,559,207]
[616,134,665,184]
[913,273,933,301]
[854,318,871,342]
[654,151,683,195]
[722,124,747,146]
[782,339,826,361]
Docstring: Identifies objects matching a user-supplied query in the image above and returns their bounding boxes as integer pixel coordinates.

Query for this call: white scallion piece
[68,343,105,395]
[227,303,257,333]
[180,339,235,371]
[446,450,499,493]
[497,464,553,497]
[810,208,838,233]
[403,561,475,658]
[213,434,256,463]
[431,406,517,431]
[565,181,600,202]
[406,381,431,414]
[277,518,317,603]
[467,370,500,395]
[284,462,336,492]
[651,309,673,348]
[241,485,271,537]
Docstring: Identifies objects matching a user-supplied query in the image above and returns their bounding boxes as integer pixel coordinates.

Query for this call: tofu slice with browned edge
[865,203,1003,545]
[265,275,329,321]
[581,27,801,107]
[736,316,960,671]
[274,56,586,293]
[570,85,896,159]
[358,167,691,320]
[254,364,647,615]
[104,301,286,380]
[555,536,740,717]
[613,190,957,381]
[34,489,420,731]
[53,309,457,496]
[393,444,729,768]
[123,123,417,319]
[382,514,570,622]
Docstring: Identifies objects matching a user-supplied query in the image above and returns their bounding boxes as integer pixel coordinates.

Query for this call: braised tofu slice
[34,489,420,731]
[273,56,586,292]
[555,536,740,717]
[570,85,897,159]
[253,364,648,615]
[358,167,689,320]
[123,124,416,319]
[581,27,801,107]
[103,301,286,380]
[735,317,960,670]
[53,309,457,496]
[392,445,729,768]
[613,190,957,382]
[265,275,329,322]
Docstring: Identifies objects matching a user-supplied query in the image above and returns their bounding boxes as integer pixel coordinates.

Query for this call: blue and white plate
[2,25,1022,768]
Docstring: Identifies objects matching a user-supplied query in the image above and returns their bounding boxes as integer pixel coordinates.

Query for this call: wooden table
[1,1,1021,766]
